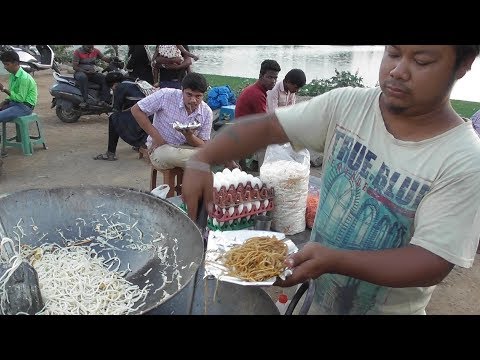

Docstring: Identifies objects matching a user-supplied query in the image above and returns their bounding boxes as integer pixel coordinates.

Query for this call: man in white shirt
[266,68,306,113]
[181,45,480,314]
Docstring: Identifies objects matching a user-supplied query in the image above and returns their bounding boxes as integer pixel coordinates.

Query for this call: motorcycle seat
[55,74,102,90]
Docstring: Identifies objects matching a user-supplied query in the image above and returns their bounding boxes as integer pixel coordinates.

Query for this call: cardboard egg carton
[212,184,275,209]
[208,198,275,223]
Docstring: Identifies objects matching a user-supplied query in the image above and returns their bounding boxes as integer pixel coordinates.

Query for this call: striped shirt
[136,88,213,146]
[472,110,480,134]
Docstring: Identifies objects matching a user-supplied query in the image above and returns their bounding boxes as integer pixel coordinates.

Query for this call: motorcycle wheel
[52,61,61,73]
[56,105,80,123]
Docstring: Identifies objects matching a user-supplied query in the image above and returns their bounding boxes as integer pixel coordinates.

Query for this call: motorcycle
[0,45,61,74]
[49,59,125,123]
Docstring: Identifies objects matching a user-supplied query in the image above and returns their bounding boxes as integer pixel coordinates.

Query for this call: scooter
[0,45,61,74]
[49,59,125,123]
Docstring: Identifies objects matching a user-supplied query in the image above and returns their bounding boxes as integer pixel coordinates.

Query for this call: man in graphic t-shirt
[181,45,480,315]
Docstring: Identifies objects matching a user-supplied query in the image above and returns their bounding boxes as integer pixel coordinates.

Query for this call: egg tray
[212,184,275,209]
[207,217,254,231]
[208,199,274,223]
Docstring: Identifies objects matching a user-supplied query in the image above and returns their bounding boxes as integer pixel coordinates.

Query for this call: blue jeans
[0,101,32,123]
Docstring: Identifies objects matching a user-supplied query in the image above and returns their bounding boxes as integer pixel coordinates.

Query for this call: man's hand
[148,140,162,156]
[182,165,214,221]
[273,242,337,288]
[178,128,195,138]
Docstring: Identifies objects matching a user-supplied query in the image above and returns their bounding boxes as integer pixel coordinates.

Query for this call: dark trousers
[107,111,149,154]
[107,118,121,154]
[74,71,109,102]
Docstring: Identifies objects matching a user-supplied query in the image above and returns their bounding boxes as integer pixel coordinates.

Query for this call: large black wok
[0,186,204,315]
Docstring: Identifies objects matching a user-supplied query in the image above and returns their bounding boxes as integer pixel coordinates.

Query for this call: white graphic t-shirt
[276,86,480,315]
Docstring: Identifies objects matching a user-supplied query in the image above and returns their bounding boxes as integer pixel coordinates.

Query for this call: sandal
[93,152,117,161]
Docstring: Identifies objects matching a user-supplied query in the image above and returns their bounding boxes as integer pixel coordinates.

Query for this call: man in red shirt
[235,59,280,118]
[72,45,116,108]
[235,59,280,170]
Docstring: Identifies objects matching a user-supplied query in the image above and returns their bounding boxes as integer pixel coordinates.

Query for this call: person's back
[112,80,146,111]
[126,45,154,85]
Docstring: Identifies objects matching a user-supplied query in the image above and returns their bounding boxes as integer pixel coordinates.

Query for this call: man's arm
[72,52,82,72]
[163,56,192,71]
[193,113,288,167]
[131,103,166,150]
[275,242,454,288]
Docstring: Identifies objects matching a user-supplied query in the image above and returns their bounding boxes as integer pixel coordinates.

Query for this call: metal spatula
[0,218,44,315]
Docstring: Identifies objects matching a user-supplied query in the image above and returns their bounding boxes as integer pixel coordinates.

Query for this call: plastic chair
[1,113,48,156]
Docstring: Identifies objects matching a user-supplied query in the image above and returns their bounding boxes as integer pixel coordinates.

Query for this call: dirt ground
[1,70,479,315]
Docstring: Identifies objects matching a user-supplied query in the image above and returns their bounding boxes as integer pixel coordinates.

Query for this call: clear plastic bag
[260,144,310,235]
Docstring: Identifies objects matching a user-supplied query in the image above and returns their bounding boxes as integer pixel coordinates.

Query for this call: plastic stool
[1,113,48,156]
[150,166,184,198]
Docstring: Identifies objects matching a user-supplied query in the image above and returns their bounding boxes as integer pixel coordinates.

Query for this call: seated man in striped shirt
[131,72,213,170]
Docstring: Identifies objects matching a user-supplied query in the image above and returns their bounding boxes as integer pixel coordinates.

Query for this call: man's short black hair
[260,59,281,76]
[0,50,20,63]
[181,72,208,93]
[454,45,480,69]
[285,69,307,88]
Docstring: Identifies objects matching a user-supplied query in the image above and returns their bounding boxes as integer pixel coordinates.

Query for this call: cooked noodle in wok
[223,236,288,282]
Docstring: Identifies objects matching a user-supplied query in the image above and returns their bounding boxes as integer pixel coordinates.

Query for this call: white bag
[260,144,310,235]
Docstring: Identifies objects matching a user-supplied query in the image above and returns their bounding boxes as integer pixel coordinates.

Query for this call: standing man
[72,45,116,108]
[0,50,38,174]
[130,72,212,170]
[235,59,281,170]
[181,45,480,315]
[126,45,155,85]
[266,68,306,112]
[151,44,193,89]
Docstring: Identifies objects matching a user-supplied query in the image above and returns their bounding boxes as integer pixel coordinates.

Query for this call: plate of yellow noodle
[204,230,298,286]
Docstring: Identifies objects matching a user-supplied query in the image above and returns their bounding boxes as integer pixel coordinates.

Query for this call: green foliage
[298,69,365,96]
[450,99,480,118]
[200,74,256,101]
[51,45,73,64]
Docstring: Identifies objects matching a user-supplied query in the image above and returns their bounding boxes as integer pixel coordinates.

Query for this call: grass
[201,73,480,118]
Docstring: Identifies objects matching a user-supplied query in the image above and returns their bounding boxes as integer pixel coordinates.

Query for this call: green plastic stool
[1,113,48,156]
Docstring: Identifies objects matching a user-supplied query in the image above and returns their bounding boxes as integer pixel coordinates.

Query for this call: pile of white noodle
[25,244,150,315]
